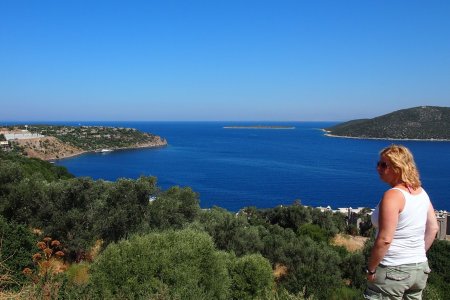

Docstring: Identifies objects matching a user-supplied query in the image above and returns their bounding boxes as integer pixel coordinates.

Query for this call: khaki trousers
[364,261,431,300]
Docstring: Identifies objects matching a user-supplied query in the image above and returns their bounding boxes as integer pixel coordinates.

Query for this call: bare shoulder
[383,189,404,200]
[380,189,405,211]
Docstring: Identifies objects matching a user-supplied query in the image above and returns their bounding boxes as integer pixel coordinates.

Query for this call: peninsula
[325,106,450,141]
[224,125,295,129]
[0,125,167,160]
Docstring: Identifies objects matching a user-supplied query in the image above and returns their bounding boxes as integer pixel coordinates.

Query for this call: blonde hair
[380,145,421,189]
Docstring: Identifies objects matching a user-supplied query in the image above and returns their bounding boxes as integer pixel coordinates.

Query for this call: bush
[148,186,201,230]
[89,229,230,299]
[228,253,274,300]
[0,216,36,289]
[297,223,328,243]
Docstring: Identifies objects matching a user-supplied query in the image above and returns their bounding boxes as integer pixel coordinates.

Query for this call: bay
[54,121,450,212]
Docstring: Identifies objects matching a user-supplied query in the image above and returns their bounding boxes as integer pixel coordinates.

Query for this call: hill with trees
[0,151,448,299]
[325,106,450,140]
[2,125,167,160]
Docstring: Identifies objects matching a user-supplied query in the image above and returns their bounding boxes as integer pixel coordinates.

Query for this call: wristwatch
[365,268,376,275]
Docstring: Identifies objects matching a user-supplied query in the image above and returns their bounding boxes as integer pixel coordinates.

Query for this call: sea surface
[51,121,450,212]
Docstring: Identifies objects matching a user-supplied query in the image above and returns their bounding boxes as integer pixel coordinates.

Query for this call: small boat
[99,149,113,153]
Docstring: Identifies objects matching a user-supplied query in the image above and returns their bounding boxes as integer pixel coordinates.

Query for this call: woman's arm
[424,203,439,251]
[367,189,404,275]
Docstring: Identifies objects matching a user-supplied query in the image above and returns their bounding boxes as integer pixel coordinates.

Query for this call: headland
[0,125,167,160]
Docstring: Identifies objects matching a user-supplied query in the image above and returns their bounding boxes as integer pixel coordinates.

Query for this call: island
[224,125,295,129]
[0,125,167,160]
[324,106,450,141]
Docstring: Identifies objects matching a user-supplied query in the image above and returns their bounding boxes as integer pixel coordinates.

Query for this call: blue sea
[52,121,450,212]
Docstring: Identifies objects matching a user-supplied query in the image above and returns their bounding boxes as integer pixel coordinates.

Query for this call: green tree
[228,253,274,300]
[199,207,264,255]
[98,176,157,244]
[43,177,105,261]
[340,250,366,290]
[310,208,344,238]
[148,186,200,230]
[297,223,328,243]
[263,205,312,230]
[0,174,47,225]
[89,229,230,299]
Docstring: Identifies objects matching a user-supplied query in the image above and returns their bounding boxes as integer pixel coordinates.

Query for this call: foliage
[22,237,66,300]
[339,249,366,290]
[65,262,90,286]
[26,124,165,151]
[0,216,36,289]
[263,205,312,230]
[0,151,73,182]
[1,152,450,298]
[148,186,201,230]
[326,106,450,140]
[329,286,362,300]
[426,240,450,299]
[0,154,158,261]
[279,236,343,299]
[89,229,230,299]
[199,207,264,256]
[310,208,345,238]
[297,223,328,243]
[228,253,274,300]
[97,176,157,244]
[356,208,374,237]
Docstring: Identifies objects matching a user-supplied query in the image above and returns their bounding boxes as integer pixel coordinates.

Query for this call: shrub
[228,253,274,300]
[0,216,36,289]
[22,237,67,299]
[89,229,230,299]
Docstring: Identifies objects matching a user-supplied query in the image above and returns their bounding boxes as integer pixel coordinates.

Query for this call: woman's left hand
[367,273,376,282]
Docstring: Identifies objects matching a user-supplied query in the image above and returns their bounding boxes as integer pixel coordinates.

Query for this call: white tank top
[371,187,430,266]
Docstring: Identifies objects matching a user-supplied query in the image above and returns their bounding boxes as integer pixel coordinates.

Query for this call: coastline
[49,149,88,161]
[322,129,450,142]
[50,139,168,161]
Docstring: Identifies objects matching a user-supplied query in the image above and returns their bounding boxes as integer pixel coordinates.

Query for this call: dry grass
[88,240,103,261]
[331,234,368,252]
[273,263,288,279]
[67,263,89,286]
[0,285,35,300]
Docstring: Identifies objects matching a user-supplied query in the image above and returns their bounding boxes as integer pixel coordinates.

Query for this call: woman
[364,145,439,300]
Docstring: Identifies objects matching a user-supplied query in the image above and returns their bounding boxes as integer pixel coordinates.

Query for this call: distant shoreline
[322,129,450,142]
[50,142,168,161]
[224,126,295,130]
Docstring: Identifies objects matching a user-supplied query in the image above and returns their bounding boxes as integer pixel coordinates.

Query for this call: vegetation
[2,125,167,161]
[326,106,450,140]
[21,124,167,151]
[0,150,448,299]
[89,229,231,299]
[0,216,36,289]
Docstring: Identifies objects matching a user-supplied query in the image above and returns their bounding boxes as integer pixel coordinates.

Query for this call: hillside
[325,106,450,140]
[3,125,167,160]
[1,150,449,300]
[12,136,85,160]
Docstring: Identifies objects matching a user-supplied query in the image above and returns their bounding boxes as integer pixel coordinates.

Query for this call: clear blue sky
[1,0,449,121]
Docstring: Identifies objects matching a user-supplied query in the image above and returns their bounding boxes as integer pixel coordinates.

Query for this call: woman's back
[379,188,430,265]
